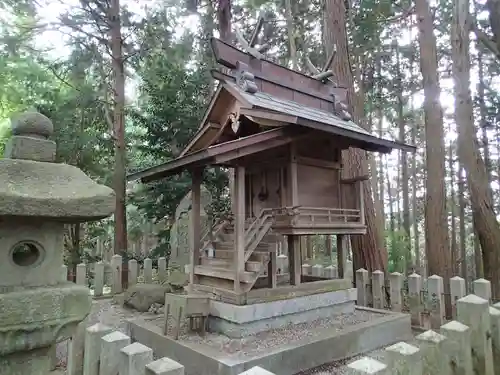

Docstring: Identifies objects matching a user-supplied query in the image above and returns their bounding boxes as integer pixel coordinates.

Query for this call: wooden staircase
[194,209,276,293]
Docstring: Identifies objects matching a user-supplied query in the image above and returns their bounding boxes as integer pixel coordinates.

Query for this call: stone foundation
[208,288,356,338]
[128,306,412,375]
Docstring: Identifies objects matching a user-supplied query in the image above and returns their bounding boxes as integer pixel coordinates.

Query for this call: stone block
[440,320,473,375]
[302,263,311,276]
[146,357,185,375]
[129,259,138,287]
[456,294,494,375]
[238,366,276,375]
[311,264,323,277]
[158,257,167,283]
[356,268,369,306]
[67,318,88,375]
[61,265,68,282]
[99,331,131,375]
[385,341,421,375]
[415,330,449,374]
[427,275,445,329]
[346,357,387,375]
[76,263,87,286]
[120,342,153,375]
[83,323,113,375]
[144,258,153,284]
[371,270,384,309]
[473,278,491,303]
[111,255,123,294]
[5,135,56,162]
[389,272,403,312]
[324,265,337,279]
[407,273,422,326]
[489,306,500,374]
[450,276,466,319]
[94,262,105,297]
[276,254,288,275]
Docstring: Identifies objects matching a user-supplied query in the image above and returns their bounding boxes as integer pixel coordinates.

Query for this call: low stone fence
[69,323,277,375]
[347,292,500,375]
[354,268,495,329]
[300,259,353,280]
[64,255,169,297]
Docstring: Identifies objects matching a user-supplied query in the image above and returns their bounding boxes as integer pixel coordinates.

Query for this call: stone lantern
[0,111,115,375]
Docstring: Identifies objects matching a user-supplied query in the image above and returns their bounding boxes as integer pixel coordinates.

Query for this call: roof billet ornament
[304,45,352,121]
[235,61,258,94]
[234,11,274,60]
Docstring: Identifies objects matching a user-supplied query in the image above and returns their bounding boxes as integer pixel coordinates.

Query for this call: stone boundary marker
[64,255,169,297]
[68,322,276,375]
[355,268,496,329]
[346,293,499,375]
[66,255,351,299]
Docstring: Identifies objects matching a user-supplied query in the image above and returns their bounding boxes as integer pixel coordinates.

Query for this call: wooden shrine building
[128,38,415,305]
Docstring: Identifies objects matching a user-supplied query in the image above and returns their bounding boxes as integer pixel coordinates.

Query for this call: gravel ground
[56,300,417,375]
[147,309,384,359]
[298,337,421,375]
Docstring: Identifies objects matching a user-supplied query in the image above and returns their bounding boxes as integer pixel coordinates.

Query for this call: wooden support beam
[189,168,203,287]
[296,156,342,170]
[288,235,301,285]
[268,249,277,289]
[234,165,246,293]
[289,143,299,206]
[357,180,365,226]
[340,175,369,184]
[337,234,348,279]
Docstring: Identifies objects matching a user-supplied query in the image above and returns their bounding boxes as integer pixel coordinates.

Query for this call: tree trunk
[448,122,458,275]
[110,0,127,255]
[452,0,500,297]
[386,165,396,236]
[458,166,467,279]
[376,57,386,247]
[411,123,420,272]
[395,42,411,271]
[323,0,387,273]
[284,0,298,69]
[415,0,452,288]
[477,49,491,183]
[486,0,500,54]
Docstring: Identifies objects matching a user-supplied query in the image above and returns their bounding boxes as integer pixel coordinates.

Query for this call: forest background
[2,0,500,296]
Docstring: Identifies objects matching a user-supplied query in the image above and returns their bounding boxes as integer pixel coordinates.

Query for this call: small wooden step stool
[163,293,210,339]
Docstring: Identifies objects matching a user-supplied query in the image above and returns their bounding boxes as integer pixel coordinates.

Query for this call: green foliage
[0,124,10,157]
[128,23,230,259]
[386,229,411,273]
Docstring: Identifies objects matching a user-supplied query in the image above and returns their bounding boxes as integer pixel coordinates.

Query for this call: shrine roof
[127,38,415,184]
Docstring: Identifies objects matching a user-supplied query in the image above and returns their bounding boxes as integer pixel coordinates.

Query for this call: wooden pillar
[357,180,365,225]
[189,168,202,286]
[325,235,332,257]
[288,143,301,285]
[234,165,245,293]
[337,234,348,278]
[268,248,277,288]
[288,235,301,285]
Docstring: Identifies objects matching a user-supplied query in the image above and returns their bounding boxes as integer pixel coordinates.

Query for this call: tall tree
[109,0,127,255]
[323,0,387,272]
[394,41,411,271]
[452,0,500,297]
[415,0,452,284]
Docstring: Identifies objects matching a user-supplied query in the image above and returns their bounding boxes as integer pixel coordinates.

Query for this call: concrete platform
[209,288,356,338]
[128,306,412,375]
